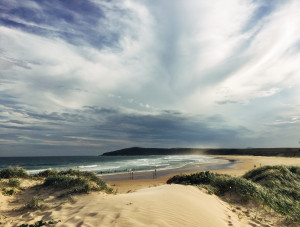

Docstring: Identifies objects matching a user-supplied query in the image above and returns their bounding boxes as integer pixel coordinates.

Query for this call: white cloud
[1,0,300,153]
[182,1,300,116]
[218,0,300,102]
[0,0,156,110]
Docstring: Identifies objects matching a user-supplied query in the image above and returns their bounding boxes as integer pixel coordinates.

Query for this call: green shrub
[58,169,81,176]
[288,166,300,175]
[243,166,300,200]
[26,196,42,209]
[44,175,90,190]
[0,167,29,178]
[167,166,300,222]
[211,175,264,202]
[8,178,21,187]
[5,189,15,195]
[244,166,296,186]
[243,165,300,220]
[35,169,59,178]
[166,171,215,185]
[42,169,112,194]
[18,220,55,227]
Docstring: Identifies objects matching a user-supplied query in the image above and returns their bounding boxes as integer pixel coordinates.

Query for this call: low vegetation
[8,178,21,187]
[18,220,55,227]
[167,165,300,222]
[35,169,59,178]
[0,168,23,195]
[0,167,29,179]
[5,189,15,195]
[26,196,43,209]
[41,169,113,194]
[0,167,113,197]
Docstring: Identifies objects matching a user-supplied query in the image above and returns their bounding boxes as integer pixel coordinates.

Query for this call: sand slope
[5,184,250,227]
[4,155,299,226]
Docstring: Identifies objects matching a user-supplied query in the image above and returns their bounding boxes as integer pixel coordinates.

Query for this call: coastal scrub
[0,167,29,179]
[41,169,113,194]
[167,166,300,222]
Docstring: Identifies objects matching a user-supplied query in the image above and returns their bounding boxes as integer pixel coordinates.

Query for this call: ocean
[0,155,219,175]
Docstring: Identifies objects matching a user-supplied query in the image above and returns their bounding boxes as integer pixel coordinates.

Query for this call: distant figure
[254,165,256,168]
[129,170,133,180]
[152,169,157,179]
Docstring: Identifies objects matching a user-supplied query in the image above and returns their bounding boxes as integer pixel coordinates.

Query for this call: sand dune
[4,184,249,227]
[2,155,300,226]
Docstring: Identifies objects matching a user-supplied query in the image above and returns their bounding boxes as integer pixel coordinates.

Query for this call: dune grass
[35,169,59,178]
[26,196,43,209]
[40,169,113,194]
[0,167,29,179]
[8,178,21,187]
[167,166,300,222]
[0,167,113,196]
[0,168,24,195]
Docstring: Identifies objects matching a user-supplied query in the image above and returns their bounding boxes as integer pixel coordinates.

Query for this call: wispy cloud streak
[0,0,300,155]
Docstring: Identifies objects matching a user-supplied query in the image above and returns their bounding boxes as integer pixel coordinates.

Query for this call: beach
[1,155,300,226]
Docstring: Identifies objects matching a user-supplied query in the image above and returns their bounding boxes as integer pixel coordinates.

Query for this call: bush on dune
[243,165,300,219]
[0,167,112,195]
[0,167,29,179]
[42,169,113,194]
[243,166,300,200]
[211,175,264,201]
[35,169,59,178]
[167,165,300,221]
[26,196,43,209]
[167,171,215,185]
[168,171,263,202]
[8,178,21,187]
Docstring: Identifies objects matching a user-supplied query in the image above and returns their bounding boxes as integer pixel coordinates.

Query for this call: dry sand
[211,155,300,176]
[1,155,300,227]
[1,185,250,227]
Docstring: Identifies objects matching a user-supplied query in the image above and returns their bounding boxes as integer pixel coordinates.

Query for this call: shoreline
[104,155,300,193]
[1,155,300,226]
[0,154,227,177]
[100,156,235,182]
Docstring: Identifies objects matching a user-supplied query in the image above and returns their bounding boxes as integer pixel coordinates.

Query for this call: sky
[0,0,300,156]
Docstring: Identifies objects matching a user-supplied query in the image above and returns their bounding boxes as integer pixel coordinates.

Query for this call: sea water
[0,155,217,175]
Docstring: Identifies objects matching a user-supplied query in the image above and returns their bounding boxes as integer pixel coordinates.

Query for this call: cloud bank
[0,0,300,156]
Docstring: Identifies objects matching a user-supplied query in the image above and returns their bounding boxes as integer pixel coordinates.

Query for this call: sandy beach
[1,155,300,227]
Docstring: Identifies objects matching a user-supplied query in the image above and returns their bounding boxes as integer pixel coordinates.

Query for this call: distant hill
[101,147,300,157]
[101,147,195,156]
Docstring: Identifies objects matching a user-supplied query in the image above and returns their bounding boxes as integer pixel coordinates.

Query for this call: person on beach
[129,171,134,180]
[129,170,132,180]
[153,169,157,179]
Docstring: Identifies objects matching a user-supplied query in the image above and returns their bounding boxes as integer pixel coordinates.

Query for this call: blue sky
[0,0,300,156]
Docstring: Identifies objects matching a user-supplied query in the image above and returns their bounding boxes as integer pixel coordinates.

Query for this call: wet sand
[101,156,235,182]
